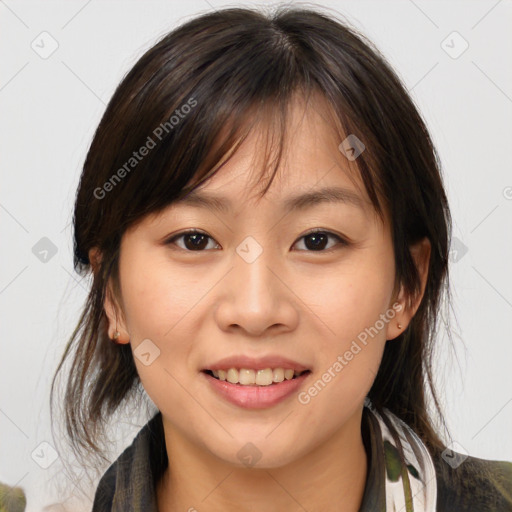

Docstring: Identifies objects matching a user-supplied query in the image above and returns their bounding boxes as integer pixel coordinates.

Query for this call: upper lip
[203,355,311,373]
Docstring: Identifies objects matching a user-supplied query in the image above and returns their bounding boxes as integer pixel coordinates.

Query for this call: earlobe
[386,289,407,341]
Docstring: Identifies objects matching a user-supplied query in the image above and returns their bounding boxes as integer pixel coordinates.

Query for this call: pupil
[305,233,327,250]
[185,233,207,250]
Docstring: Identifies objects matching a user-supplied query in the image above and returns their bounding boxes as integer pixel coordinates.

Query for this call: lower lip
[202,371,311,409]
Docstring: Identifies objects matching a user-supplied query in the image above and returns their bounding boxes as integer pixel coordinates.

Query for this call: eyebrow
[175,186,367,214]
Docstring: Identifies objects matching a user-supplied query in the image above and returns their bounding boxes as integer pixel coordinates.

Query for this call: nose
[214,243,299,337]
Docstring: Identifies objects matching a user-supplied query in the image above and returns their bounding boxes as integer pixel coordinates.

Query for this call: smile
[201,369,312,409]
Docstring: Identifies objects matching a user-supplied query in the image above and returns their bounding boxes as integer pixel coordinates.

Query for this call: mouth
[201,368,312,386]
[201,367,312,409]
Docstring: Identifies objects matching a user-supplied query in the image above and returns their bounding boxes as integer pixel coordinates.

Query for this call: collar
[92,403,437,511]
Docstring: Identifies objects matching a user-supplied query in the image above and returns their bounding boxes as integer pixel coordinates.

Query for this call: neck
[157,408,368,512]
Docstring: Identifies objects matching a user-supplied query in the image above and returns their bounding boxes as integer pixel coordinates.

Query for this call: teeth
[273,368,284,383]
[210,367,305,386]
[240,369,257,385]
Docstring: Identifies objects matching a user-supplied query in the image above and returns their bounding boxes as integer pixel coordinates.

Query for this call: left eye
[165,229,347,252]
[293,230,348,251]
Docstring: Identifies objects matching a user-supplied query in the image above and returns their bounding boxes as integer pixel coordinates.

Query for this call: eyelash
[164,228,349,253]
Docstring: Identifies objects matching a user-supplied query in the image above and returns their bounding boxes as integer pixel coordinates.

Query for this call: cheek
[298,293,389,428]
[119,252,202,341]
[117,250,206,406]
[296,254,394,410]
[298,255,395,345]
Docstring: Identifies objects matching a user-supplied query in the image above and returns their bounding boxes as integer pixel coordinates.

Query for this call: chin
[204,433,303,470]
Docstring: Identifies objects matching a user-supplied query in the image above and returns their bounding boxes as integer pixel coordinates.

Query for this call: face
[101,95,418,470]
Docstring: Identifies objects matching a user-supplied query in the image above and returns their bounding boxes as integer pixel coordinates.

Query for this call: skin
[91,94,430,512]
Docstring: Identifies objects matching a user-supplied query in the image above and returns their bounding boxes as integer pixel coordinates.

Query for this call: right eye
[164,229,220,251]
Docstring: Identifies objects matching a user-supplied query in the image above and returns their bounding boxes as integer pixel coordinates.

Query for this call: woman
[51,6,512,511]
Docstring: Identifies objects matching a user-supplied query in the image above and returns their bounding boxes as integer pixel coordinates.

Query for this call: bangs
[152,85,388,229]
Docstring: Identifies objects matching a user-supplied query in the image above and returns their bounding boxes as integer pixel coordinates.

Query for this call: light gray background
[1,0,511,509]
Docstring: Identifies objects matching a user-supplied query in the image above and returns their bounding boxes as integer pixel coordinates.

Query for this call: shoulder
[91,412,166,511]
[92,463,115,510]
[432,449,512,511]
[91,442,133,511]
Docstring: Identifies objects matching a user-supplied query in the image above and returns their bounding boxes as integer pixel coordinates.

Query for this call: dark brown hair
[51,5,453,469]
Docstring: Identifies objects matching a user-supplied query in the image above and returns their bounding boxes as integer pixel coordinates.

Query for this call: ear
[387,237,431,341]
[88,247,130,345]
